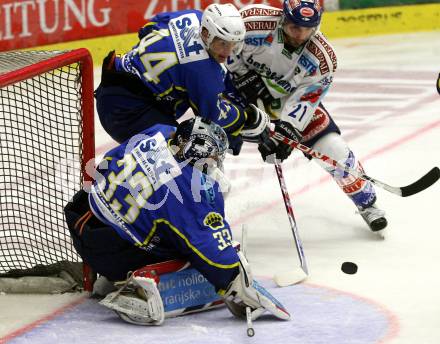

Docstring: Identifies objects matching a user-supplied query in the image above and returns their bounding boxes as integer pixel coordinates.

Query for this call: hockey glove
[241,104,271,142]
[258,121,302,163]
[233,70,274,106]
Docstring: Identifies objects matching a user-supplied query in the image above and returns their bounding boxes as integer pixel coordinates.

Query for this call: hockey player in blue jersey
[64,117,289,325]
[95,3,248,155]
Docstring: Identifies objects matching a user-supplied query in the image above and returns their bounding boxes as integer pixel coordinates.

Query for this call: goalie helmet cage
[0,48,95,292]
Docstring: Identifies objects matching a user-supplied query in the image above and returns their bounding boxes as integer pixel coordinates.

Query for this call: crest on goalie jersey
[203,212,225,230]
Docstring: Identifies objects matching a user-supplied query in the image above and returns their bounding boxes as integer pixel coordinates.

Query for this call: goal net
[0,49,95,293]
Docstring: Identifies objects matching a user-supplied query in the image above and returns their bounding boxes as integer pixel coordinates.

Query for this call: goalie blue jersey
[89,124,239,290]
[114,10,245,136]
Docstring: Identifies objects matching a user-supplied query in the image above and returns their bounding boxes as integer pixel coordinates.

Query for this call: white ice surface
[1,31,439,344]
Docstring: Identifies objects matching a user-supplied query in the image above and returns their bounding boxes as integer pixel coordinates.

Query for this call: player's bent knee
[312,132,350,162]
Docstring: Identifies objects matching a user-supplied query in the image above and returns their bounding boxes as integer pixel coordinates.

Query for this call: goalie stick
[273,163,308,287]
[241,225,255,336]
[271,131,440,197]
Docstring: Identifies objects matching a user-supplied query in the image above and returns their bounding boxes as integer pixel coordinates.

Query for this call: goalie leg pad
[100,261,224,324]
[100,274,165,326]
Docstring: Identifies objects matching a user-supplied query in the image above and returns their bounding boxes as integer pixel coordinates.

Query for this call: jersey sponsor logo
[315,35,337,72]
[305,41,329,74]
[298,54,318,75]
[244,34,272,46]
[169,13,208,64]
[203,212,225,230]
[245,20,277,32]
[245,55,295,93]
[132,132,181,190]
[241,7,283,18]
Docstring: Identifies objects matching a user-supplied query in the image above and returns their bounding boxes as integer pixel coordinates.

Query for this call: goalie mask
[200,3,246,55]
[172,117,229,171]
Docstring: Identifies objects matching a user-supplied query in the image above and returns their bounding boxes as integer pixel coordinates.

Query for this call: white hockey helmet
[200,3,246,55]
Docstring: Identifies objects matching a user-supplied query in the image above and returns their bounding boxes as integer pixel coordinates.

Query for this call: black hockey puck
[341,262,358,274]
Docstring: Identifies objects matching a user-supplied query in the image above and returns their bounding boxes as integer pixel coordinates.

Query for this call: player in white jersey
[226,0,387,233]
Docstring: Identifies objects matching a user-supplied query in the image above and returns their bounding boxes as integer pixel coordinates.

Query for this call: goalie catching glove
[222,250,290,321]
[258,121,302,164]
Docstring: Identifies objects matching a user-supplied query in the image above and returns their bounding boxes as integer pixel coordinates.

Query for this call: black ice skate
[358,203,388,234]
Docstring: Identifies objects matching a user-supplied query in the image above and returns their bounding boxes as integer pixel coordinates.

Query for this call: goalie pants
[64,190,166,281]
[95,51,178,144]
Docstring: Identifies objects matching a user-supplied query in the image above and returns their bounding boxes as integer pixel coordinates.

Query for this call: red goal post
[0,48,95,292]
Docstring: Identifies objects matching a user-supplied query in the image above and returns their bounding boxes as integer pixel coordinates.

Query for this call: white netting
[0,50,91,291]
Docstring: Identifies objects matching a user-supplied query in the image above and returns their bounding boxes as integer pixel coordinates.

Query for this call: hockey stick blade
[400,167,440,197]
[274,268,308,287]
